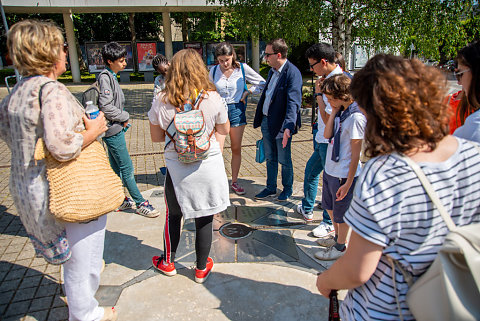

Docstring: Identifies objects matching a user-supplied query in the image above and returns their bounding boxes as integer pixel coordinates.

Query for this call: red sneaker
[231,182,246,195]
[195,257,214,283]
[152,256,176,276]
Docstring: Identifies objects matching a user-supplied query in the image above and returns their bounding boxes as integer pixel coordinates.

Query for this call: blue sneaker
[276,190,292,201]
[255,188,276,199]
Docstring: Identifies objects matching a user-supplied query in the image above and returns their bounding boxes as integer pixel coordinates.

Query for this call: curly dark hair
[350,54,449,158]
[152,53,168,72]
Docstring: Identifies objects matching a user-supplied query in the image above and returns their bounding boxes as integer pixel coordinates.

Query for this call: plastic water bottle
[85,101,100,119]
[85,101,104,138]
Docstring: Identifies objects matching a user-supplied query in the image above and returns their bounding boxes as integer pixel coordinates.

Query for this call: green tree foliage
[210,0,322,46]
[214,0,480,59]
[170,11,241,42]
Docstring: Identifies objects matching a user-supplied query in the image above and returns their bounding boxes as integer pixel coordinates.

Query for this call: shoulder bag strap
[38,80,56,108]
[396,153,455,230]
[388,151,455,320]
[212,65,218,83]
[240,63,248,92]
[389,145,480,320]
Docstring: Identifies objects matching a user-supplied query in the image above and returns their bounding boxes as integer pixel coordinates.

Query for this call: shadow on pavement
[201,271,328,321]
[0,261,67,321]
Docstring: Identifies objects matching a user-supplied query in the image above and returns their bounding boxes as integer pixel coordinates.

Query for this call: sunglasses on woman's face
[63,43,69,54]
[454,69,470,81]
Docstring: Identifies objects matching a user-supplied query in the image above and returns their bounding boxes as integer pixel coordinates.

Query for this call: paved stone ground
[0,83,315,321]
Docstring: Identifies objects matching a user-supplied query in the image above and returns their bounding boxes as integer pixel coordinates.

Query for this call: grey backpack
[81,80,100,107]
[81,71,110,108]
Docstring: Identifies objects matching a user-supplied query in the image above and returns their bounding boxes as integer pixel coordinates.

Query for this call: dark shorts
[322,172,357,223]
[227,102,247,127]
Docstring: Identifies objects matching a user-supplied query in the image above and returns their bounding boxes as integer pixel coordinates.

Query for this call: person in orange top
[446,89,464,134]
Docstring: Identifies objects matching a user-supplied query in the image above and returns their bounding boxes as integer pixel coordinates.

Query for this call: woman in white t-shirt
[316,54,480,320]
[209,42,265,195]
[148,49,230,284]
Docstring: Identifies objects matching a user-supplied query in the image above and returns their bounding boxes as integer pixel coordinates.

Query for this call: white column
[162,12,173,60]
[252,36,260,73]
[63,11,81,83]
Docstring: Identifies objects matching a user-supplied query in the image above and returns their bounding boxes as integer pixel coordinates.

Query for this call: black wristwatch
[314,92,322,98]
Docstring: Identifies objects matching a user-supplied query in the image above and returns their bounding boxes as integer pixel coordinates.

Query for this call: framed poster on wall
[231,43,247,63]
[85,42,106,73]
[184,42,203,57]
[117,41,134,72]
[137,42,157,72]
[206,42,220,68]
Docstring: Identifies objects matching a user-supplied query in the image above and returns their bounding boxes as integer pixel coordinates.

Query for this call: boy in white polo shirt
[314,74,366,261]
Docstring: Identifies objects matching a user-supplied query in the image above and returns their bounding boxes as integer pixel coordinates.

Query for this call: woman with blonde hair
[148,49,230,283]
[0,20,116,320]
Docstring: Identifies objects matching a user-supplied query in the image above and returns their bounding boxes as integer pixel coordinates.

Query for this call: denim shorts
[322,172,357,223]
[227,102,247,127]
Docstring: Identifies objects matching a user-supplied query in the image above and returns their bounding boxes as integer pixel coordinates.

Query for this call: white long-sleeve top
[209,63,266,104]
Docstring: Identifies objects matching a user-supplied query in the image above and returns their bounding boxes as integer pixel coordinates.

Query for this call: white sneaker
[312,221,335,238]
[314,246,345,261]
[316,236,336,248]
[296,204,313,221]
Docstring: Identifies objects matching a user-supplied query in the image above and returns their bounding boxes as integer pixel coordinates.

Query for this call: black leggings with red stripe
[163,171,213,270]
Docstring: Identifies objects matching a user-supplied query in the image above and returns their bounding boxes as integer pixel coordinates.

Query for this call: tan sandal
[101,307,117,321]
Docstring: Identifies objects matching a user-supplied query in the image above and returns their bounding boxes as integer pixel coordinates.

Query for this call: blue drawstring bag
[256,139,265,163]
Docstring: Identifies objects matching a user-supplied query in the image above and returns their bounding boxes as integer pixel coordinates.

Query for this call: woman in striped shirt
[315,54,480,320]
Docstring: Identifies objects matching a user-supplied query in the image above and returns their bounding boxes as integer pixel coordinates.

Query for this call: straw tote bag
[34,81,124,223]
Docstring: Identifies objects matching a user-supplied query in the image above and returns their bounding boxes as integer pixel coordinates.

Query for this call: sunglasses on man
[264,52,278,57]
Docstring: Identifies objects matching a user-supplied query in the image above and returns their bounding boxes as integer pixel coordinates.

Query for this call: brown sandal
[101,307,117,321]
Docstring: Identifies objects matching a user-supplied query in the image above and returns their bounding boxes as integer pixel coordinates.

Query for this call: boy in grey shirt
[99,42,159,217]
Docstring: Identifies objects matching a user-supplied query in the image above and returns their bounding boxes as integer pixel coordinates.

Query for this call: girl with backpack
[209,42,266,195]
[148,49,230,283]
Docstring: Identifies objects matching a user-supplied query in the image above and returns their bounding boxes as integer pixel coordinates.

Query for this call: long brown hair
[351,54,449,158]
[214,42,240,69]
[456,41,480,125]
[163,49,216,108]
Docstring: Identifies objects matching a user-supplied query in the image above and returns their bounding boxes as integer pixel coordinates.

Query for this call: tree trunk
[182,12,189,42]
[330,0,346,55]
[344,20,353,70]
[128,13,137,72]
[76,42,86,70]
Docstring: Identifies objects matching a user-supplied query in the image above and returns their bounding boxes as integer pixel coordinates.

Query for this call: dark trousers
[163,171,213,270]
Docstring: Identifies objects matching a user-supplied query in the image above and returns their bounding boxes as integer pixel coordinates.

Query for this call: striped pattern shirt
[341,137,480,321]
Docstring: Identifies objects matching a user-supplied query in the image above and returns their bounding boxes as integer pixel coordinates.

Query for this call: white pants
[63,215,107,321]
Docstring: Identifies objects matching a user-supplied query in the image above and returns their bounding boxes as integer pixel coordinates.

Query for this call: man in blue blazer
[253,38,302,201]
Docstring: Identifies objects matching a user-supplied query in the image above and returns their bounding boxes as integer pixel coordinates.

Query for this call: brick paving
[0,83,314,320]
